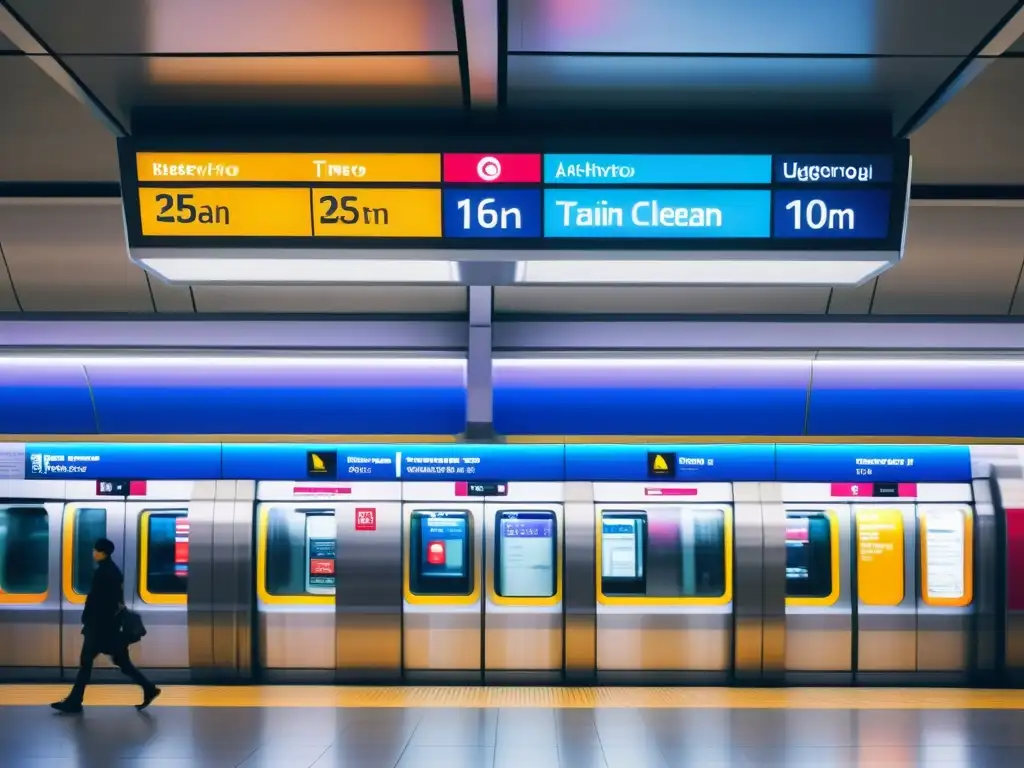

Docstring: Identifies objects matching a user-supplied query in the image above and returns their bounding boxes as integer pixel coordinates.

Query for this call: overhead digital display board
[118,141,910,287]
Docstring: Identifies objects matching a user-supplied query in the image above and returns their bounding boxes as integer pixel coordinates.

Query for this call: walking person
[51,538,161,713]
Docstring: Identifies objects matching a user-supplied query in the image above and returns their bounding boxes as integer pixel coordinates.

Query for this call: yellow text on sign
[313,189,441,238]
[138,188,312,237]
[855,507,904,606]
[136,153,441,183]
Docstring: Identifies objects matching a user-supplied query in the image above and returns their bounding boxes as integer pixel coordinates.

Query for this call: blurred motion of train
[1,440,1022,686]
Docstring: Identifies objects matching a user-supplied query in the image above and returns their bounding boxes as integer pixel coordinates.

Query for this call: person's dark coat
[81,558,125,654]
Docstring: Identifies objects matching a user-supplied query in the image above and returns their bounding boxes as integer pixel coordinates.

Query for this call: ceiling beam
[458,0,500,108]
[898,1,1024,137]
[0,0,126,136]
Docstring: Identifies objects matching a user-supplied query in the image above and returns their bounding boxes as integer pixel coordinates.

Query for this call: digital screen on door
[419,516,468,579]
[496,511,556,598]
[308,538,336,587]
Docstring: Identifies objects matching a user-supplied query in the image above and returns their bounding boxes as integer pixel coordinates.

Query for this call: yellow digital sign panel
[138,188,313,237]
[312,188,441,237]
[856,508,904,606]
[136,153,440,183]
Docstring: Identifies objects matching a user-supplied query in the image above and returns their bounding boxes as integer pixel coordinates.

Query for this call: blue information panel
[544,190,771,239]
[773,155,893,184]
[25,443,222,479]
[566,444,776,482]
[222,443,398,481]
[544,154,772,185]
[400,444,564,481]
[772,190,891,239]
[443,189,542,238]
[775,444,972,483]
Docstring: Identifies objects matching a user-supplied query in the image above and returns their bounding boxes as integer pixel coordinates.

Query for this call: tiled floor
[2,687,1024,766]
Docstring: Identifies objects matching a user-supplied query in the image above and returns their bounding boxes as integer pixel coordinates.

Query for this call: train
[0,439,1021,686]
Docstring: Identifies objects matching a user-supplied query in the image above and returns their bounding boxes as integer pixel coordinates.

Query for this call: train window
[73,507,107,595]
[409,510,473,596]
[144,512,188,596]
[494,510,557,599]
[600,507,727,599]
[0,506,49,595]
[601,512,647,596]
[786,511,833,599]
[263,506,336,597]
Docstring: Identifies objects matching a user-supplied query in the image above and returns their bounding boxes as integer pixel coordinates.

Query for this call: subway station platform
[1,686,1024,767]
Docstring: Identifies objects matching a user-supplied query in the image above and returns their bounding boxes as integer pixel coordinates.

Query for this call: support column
[465,286,496,441]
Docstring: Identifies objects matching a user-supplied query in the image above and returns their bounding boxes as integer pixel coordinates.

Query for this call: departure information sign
[119,144,907,251]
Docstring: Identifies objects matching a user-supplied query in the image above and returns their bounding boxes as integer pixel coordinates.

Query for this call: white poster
[923,506,965,600]
[602,518,639,578]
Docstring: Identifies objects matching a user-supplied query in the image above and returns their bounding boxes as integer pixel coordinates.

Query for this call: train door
[402,482,483,682]
[123,482,194,676]
[255,480,400,682]
[484,482,564,684]
[60,482,128,677]
[915,486,976,681]
[780,484,853,683]
[593,482,734,684]
[0,480,63,678]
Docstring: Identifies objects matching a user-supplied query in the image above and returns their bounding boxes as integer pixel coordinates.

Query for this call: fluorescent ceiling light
[140,258,460,284]
[514,259,890,286]
[0,356,463,367]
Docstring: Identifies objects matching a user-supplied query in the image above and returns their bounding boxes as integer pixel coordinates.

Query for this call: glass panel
[495,510,557,598]
[264,506,336,597]
[601,507,727,599]
[0,506,49,594]
[409,510,472,596]
[786,511,833,598]
[73,507,107,595]
[144,512,188,596]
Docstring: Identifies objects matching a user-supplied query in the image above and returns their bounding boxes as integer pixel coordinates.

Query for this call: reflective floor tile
[311,746,409,768]
[395,746,495,768]
[237,744,334,768]
[494,745,560,768]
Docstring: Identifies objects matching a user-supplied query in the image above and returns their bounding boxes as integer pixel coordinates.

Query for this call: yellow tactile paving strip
[4,686,1024,709]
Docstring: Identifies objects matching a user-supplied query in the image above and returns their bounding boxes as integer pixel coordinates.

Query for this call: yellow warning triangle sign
[652,454,668,471]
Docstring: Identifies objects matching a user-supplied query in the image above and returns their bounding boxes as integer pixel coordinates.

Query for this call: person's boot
[51,699,83,714]
[136,687,161,711]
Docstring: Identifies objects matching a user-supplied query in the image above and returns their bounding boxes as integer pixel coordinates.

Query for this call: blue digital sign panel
[566,444,775,482]
[773,190,891,239]
[25,443,222,479]
[443,189,542,238]
[222,443,398,481]
[544,154,772,185]
[400,444,564,481]
[775,444,972,483]
[773,155,893,184]
[544,190,771,239]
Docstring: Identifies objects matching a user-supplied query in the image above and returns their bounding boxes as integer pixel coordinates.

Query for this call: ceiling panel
[505,54,962,127]
[0,57,119,181]
[148,277,195,313]
[493,286,830,315]
[191,286,467,314]
[910,59,1024,184]
[0,244,20,310]
[5,0,458,53]
[826,279,877,315]
[871,206,1024,315]
[0,201,154,312]
[58,54,463,128]
[508,0,1016,55]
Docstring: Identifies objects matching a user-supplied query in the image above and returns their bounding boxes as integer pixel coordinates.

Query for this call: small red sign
[296,486,351,496]
[310,558,335,575]
[897,483,918,498]
[355,507,376,531]
[427,541,446,564]
[443,153,542,183]
[129,480,148,496]
[831,482,872,497]
[644,487,698,497]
